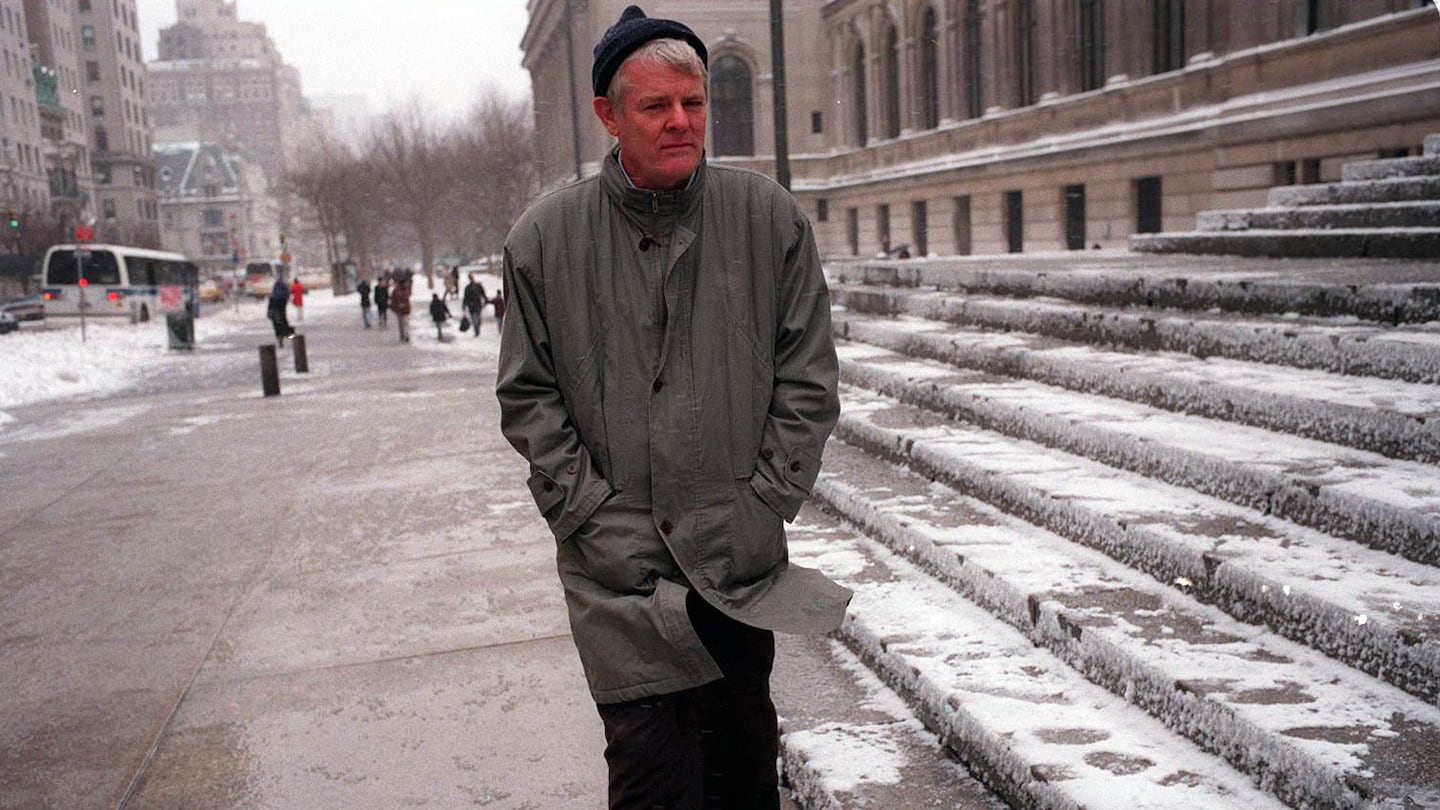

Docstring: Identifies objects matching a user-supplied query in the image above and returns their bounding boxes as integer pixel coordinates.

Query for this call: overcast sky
[135,0,533,120]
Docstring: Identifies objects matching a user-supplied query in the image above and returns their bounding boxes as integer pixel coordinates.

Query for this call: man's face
[594,59,707,191]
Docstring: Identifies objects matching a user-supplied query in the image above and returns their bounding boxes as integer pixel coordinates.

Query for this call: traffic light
[4,210,16,229]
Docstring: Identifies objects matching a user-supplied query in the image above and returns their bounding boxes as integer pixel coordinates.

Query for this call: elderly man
[495,5,850,808]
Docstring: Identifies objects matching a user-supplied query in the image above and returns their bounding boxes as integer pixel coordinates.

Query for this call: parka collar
[601,146,705,219]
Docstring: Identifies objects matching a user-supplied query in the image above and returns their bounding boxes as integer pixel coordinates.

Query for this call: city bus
[41,244,198,322]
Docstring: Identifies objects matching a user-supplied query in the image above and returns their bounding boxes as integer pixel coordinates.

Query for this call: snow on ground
[0,275,505,419]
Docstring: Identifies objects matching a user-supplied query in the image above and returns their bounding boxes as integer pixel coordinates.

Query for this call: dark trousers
[596,592,779,810]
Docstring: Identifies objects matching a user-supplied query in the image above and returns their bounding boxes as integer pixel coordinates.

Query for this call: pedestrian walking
[291,276,306,322]
[448,266,461,302]
[429,293,452,341]
[267,270,294,347]
[462,273,487,337]
[374,277,389,328]
[390,271,413,343]
[489,289,504,331]
[357,277,373,328]
[494,7,848,808]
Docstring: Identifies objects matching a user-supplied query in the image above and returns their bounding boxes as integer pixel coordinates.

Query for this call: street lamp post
[769,0,792,192]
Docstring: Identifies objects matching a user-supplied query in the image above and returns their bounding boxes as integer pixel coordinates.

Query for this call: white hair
[607,38,708,107]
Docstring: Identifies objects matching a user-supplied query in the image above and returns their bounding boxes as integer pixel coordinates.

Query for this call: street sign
[75,225,94,242]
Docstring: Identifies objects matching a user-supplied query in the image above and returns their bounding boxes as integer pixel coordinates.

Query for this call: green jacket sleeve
[495,241,613,542]
[749,209,841,522]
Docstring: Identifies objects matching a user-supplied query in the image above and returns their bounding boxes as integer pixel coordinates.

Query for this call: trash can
[166,309,195,350]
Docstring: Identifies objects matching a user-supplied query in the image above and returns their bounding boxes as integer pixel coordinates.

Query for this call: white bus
[41,244,198,322]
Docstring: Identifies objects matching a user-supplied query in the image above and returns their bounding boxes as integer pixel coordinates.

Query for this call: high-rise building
[23,0,95,238]
[75,0,160,247]
[0,0,50,247]
[523,1,1440,258]
[146,0,308,184]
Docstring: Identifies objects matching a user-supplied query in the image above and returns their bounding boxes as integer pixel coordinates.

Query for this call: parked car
[198,279,225,303]
[0,310,17,334]
[1,293,45,321]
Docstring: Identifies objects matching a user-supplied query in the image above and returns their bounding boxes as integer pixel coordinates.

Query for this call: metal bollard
[259,344,281,397]
[293,333,309,373]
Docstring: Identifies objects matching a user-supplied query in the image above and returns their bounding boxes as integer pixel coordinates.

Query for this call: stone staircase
[772,256,1440,809]
[1131,134,1440,259]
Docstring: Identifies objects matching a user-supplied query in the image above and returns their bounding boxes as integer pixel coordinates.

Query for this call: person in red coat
[291,277,305,322]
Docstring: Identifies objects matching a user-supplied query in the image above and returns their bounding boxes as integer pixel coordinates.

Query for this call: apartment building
[0,0,49,246]
[522,0,1440,258]
[23,0,94,237]
[146,0,309,184]
[155,139,279,274]
[76,0,160,247]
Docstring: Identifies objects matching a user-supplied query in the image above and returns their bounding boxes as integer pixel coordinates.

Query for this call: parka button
[566,463,578,474]
[761,448,774,461]
[660,520,674,535]
[652,379,664,393]
[789,461,803,473]
[639,236,653,251]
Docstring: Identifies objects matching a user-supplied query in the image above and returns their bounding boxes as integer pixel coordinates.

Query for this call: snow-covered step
[1342,154,1440,183]
[837,340,1440,566]
[1129,229,1440,260]
[833,311,1440,463]
[1197,201,1440,232]
[810,440,1440,809]
[774,635,1008,810]
[1427,134,1440,157]
[838,261,1440,324]
[833,285,1440,383]
[832,385,1440,703]
[786,509,1294,810]
[1267,175,1440,208]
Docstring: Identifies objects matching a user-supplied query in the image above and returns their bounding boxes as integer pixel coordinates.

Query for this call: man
[267,270,293,347]
[390,271,412,343]
[461,272,487,337]
[495,6,850,808]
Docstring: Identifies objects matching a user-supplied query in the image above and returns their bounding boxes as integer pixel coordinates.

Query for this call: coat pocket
[729,479,787,584]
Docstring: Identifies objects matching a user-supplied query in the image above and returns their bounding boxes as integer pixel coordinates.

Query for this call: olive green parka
[496,149,850,704]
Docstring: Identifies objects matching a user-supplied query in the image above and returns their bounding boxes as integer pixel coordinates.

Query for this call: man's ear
[593,96,622,138]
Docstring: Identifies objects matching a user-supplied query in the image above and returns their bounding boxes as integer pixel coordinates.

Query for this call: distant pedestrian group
[357,267,501,343]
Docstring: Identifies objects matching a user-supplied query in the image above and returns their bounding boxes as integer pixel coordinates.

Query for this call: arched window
[920,7,940,129]
[883,23,901,138]
[853,41,868,147]
[965,0,983,118]
[710,55,754,157]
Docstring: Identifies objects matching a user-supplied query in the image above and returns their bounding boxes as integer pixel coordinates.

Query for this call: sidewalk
[0,286,610,808]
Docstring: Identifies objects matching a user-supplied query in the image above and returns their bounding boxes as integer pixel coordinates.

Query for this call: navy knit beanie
[592,5,708,98]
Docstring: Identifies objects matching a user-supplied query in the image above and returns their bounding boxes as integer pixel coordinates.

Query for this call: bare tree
[454,89,538,262]
[368,99,457,288]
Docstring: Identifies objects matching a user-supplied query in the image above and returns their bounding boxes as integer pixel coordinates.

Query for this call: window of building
[882,23,901,138]
[1079,0,1105,92]
[1302,0,1326,35]
[1135,176,1163,233]
[1016,0,1037,107]
[878,203,892,252]
[79,0,92,11]
[203,208,224,227]
[710,55,754,157]
[86,61,100,82]
[1301,158,1322,184]
[912,200,929,257]
[1005,190,1024,253]
[94,126,108,152]
[1273,161,1298,186]
[1153,0,1185,74]
[847,207,859,255]
[102,198,116,219]
[853,41,868,147]
[919,7,940,130]
[953,195,972,255]
[816,199,829,223]
[81,25,95,48]
[965,0,984,118]
[1064,185,1087,250]
[811,111,823,134]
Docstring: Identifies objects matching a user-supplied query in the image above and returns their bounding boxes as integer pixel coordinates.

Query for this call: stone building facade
[0,0,50,244]
[155,140,279,275]
[23,0,95,237]
[522,0,1440,258]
